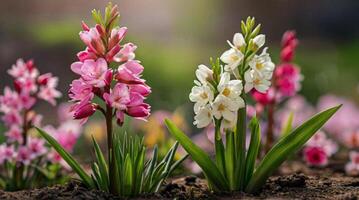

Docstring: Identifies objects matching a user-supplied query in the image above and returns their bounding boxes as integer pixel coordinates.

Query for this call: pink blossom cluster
[303,131,338,167]
[5,138,48,165]
[0,59,62,165]
[345,151,359,176]
[69,6,151,125]
[251,30,302,106]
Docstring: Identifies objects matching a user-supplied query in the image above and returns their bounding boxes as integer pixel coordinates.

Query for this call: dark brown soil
[0,162,358,200]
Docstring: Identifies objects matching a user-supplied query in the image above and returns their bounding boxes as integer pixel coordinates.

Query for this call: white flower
[193,104,213,128]
[220,49,244,73]
[195,64,213,85]
[212,95,241,121]
[221,113,237,130]
[189,83,214,113]
[248,48,275,79]
[252,34,265,49]
[217,72,244,103]
[244,70,271,93]
[227,33,246,51]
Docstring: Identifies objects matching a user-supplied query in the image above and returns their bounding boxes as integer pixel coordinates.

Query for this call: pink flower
[71,58,110,88]
[275,63,302,97]
[306,131,338,156]
[72,100,96,122]
[0,145,15,164]
[251,88,275,106]
[27,138,47,158]
[38,86,62,106]
[79,27,105,55]
[281,31,298,50]
[317,95,359,137]
[7,59,38,79]
[69,79,94,101]
[345,151,359,176]
[129,84,151,97]
[2,111,22,126]
[343,130,359,149]
[115,60,144,84]
[16,146,32,165]
[126,92,150,120]
[5,125,22,143]
[113,43,137,63]
[77,48,98,62]
[0,87,20,112]
[103,83,130,111]
[108,27,127,50]
[19,93,36,109]
[303,146,328,167]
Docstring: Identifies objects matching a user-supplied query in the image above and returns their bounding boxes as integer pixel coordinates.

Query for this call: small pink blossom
[303,146,328,167]
[79,27,105,55]
[27,138,47,158]
[2,111,22,126]
[251,88,275,106]
[38,86,62,106]
[69,79,94,101]
[113,43,137,63]
[0,145,15,164]
[345,151,359,176]
[103,83,130,111]
[5,125,22,143]
[71,58,110,88]
[0,87,20,112]
[77,48,98,62]
[342,130,359,149]
[108,27,127,50]
[274,63,302,97]
[16,146,32,165]
[115,60,144,84]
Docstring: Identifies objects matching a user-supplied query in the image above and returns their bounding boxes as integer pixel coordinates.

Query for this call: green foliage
[38,128,186,197]
[166,105,340,193]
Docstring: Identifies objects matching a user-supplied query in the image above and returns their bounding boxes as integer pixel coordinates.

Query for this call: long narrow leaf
[92,137,109,191]
[225,131,235,190]
[246,105,341,193]
[280,111,294,137]
[244,117,261,186]
[36,127,94,188]
[165,119,229,190]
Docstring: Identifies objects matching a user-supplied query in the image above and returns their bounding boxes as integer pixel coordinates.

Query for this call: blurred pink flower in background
[303,146,328,167]
[317,95,359,137]
[346,151,359,176]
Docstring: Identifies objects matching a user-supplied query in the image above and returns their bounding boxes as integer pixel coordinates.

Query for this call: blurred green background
[0,0,358,125]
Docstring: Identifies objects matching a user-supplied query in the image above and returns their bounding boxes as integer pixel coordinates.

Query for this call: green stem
[214,120,226,179]
[106,105,116,194]
[235,98,246,190]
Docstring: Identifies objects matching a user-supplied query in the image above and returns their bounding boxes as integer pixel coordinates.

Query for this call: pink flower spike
[281,30,298,48]
[303,146,328,167]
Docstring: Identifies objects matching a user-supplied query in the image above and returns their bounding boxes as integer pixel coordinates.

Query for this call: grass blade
[92,137,109,191]
[165,119,229,191]
[244,116,261,187]
[36,127,94,188]
[280,111,294,137]
[246,105,341,193]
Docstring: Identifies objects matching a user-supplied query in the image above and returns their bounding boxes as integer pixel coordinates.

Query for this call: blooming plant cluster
[166,17,340,193]
[38,3,185,197]
[303,131,338,167]
[0,59,65,190]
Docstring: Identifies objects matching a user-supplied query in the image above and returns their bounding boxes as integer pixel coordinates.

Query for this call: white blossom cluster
[190,32,275,129]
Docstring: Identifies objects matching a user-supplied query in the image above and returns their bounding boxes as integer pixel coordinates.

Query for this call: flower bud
[73,103,96,119]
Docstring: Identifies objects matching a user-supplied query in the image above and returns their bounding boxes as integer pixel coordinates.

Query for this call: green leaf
[165,119,229,191]
[225,131,235,190]
[36,127,94,188]
[244,116,261,186]
[246,105,341,193]
[92,137,109,191]
[123,154,133,196]
[280,111,294,137]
